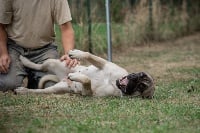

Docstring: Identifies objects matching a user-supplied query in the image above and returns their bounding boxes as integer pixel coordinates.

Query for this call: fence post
[105,0,112,61]
[186,0,190,32]
[87,0,92,53]
[148,0,153,39]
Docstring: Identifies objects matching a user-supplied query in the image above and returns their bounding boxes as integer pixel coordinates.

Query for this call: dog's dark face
[116,72,155,98]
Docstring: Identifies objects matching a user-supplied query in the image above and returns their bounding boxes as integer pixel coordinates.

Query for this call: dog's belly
[72,63,128,96]
[75,65,123,96]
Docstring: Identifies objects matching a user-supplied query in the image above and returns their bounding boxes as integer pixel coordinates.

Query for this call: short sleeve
[0,0,13,24]
[54,0,72,25]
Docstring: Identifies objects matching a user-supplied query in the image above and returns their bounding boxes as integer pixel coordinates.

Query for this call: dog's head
[116,72,155,99]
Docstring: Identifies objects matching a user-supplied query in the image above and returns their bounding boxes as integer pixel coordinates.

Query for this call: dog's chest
[76,65,104,79]
[75,65,111,83]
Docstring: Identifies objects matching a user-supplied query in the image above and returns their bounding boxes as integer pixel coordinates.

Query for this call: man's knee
[0,78,16,91]
[0,75,25,91]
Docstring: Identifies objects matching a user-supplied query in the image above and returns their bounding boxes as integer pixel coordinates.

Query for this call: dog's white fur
[16,49,129,96]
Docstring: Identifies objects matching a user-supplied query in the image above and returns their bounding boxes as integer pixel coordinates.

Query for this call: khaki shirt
[0,0,72,48]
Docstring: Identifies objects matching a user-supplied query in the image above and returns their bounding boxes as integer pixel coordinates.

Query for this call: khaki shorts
[0,39,59,91]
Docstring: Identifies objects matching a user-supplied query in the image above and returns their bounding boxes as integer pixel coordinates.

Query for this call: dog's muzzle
[116,72,154,98]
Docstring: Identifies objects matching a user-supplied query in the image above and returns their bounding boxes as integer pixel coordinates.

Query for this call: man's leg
[26,44,59,89]
[0,44,27,91]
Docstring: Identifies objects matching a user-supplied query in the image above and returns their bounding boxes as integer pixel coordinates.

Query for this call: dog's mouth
[116,76,129,93]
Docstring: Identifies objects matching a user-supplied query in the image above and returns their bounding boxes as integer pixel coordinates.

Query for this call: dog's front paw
[68,73,81,81]
[68,73,90,84]
[68,49,88,60]
[15,87,29,94]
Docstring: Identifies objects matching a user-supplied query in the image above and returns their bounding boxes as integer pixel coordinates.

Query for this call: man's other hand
[0,54,11,73]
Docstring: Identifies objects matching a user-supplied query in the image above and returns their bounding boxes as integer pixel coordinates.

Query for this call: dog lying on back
[16,49,155,98]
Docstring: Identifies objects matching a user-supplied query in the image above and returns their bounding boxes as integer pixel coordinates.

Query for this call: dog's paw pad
[68,73,83,81]
[68,73,77,80]
[68,49,86,59]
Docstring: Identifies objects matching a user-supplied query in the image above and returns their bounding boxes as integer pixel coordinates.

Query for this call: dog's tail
[19,55,43,70]
[38,74,59,89]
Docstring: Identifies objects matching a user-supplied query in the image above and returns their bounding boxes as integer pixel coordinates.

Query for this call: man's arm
[60,21,74,54]
[0,23,10,73]
[60,21,78,68]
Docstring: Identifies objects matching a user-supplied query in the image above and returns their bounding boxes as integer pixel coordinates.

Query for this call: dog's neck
[111,82,123,97]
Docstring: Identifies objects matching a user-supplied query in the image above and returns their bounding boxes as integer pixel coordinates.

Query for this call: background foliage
[59,0,200,54]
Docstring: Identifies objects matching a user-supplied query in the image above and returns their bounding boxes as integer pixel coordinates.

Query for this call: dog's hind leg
[68,73,93,96]
[68,49,108,69]
[20,55,44,70]
[38,74,59,89]
[20,55,69,79]
[15,81,82,95]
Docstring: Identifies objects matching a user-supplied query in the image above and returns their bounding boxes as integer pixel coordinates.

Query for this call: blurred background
[56,0,200,55]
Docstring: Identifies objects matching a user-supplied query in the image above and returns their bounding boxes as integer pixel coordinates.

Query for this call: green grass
[0,34,200,133]
[55,23,108,54]
[55,23,125,54]
[0,90,199,133]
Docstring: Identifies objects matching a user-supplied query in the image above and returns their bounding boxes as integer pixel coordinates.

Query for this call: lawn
[0,33,199,133]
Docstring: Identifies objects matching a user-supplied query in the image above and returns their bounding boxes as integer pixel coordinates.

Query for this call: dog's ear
[140,72,155,99]
[141,85,155,99]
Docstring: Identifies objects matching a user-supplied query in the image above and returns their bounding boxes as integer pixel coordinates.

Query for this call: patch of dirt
[112,33,200,83]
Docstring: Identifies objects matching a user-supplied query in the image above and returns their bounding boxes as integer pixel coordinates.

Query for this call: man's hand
[0,54,11,73]
[60,54,79,68]
[0,24,10,73]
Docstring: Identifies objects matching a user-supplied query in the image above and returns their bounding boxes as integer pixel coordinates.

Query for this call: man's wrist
[0,49,9,56]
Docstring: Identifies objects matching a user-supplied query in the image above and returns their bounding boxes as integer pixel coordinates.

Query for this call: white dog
[16,49,155,98]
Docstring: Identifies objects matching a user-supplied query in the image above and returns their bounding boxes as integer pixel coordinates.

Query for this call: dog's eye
[138,83,148,92]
